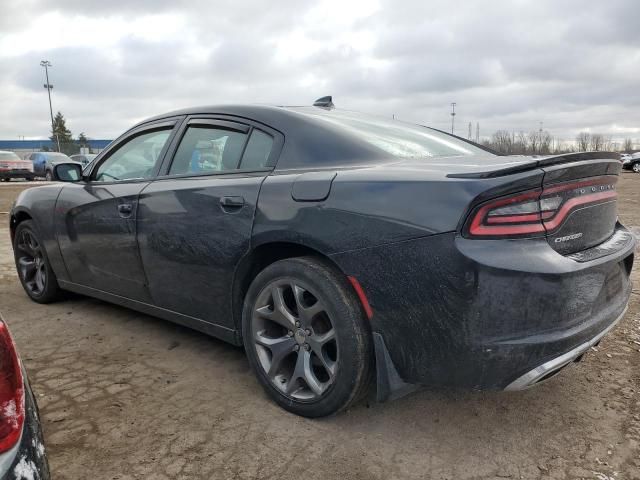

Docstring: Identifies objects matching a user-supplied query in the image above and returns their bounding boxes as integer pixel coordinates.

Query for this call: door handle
[118,203,133,217]
[220,196,245,209]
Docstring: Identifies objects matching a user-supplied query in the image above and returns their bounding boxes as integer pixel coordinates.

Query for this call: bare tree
[515,131,529,154]
[590,133,605,151]
[553,139,575,154]
[487,130,515,154]
[576,132,591,151]
[623,138,634,152]
[539,131,552,155]
[528,131,540,154]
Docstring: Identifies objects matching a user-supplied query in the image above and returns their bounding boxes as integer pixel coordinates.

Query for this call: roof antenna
[313,96,334,109]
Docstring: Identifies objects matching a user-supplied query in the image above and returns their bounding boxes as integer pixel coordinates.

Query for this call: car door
[31,153,45,175]
[136,117,281,328]
[55,119,181,301]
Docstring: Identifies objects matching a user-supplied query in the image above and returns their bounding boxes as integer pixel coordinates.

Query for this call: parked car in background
[0,151,34,182]
[9,100,635,417]
[26,152,80,181]
[70,154,97,168]
[0,312,50,479]
[621,152,640,172]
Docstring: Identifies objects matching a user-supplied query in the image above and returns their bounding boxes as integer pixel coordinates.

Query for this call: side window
[169,126,248,175]
[240,130,274,169]
[94,129,171,182]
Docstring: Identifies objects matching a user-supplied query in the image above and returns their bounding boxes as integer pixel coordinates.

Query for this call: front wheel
[242,257,372,417]
[633,162,640,173]
[13,220,62,303]
[45,170,53,181]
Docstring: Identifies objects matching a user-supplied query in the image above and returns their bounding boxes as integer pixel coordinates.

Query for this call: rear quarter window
[240,130,273,169]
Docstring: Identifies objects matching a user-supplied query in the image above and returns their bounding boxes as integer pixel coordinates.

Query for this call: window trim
[186,118,250,134]
[86,118,183,184]
[157,115,282,179]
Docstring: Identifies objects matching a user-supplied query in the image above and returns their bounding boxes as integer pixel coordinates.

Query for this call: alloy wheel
[633,163,640,173]
[251,279,338,401]
[16,229,47,296]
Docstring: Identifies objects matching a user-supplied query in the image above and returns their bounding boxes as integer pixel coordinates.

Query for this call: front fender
[10,184,69,282]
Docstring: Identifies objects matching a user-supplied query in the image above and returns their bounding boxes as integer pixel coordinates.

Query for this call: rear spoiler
[448,152,621,179]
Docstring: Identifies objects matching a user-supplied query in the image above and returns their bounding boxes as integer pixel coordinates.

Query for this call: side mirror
[53,163,83,182]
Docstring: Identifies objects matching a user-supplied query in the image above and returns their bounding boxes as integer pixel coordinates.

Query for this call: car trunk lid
[540,154,621,255]
[456,152,622,256]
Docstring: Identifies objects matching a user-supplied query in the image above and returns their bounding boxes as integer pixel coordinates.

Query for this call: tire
[1,178,9,182]
[633,162,640,173]
[26,177,34,181]
[242,256,372,417]
[13,220,62,303]
[45,170,52,181]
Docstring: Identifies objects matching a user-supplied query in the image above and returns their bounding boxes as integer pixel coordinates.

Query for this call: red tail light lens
[465,176,617,238]
[0,322,25,453]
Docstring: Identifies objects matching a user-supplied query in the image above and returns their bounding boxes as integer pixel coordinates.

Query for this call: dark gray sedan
[9,99,635,417]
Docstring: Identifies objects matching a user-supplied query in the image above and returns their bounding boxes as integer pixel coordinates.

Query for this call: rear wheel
[13,220,62,303]
[45,170,52,181]
[633,162,640,173]
[242,257,372,417]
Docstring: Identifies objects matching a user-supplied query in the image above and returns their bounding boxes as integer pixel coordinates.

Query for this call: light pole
[450,102,456,135]
[40,60,60,152]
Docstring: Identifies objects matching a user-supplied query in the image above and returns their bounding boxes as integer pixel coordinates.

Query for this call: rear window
[300,110,486,158]
[0,152,20,161]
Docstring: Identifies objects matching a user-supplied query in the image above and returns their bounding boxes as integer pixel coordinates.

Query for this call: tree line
[481,130,636,156]
[45,111,92,155]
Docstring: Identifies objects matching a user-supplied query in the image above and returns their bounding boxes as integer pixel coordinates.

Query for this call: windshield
[300,109,487,158]
[46,153,72,160]
[0,152,20,161]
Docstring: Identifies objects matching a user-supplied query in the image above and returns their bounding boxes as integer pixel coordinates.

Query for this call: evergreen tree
[49,111,75,154]
[77,132,90,153]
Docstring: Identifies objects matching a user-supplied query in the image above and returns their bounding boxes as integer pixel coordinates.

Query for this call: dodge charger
[10,97,635,417]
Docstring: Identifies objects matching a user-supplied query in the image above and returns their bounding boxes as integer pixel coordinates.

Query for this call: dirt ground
[0,174,639,480]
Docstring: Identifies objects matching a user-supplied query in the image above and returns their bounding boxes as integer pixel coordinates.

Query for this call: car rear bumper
[330,223,635,394]
[0,170,35,179]
[504,305,626,390]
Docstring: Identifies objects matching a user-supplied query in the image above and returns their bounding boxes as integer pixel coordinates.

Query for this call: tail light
[465,177,618,238]
[0,322,25,453]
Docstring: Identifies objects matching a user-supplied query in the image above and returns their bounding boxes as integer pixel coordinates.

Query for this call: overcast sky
[1,0,638,143]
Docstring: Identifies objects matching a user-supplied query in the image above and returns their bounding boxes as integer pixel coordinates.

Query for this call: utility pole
[476,122,479,143]
[468,122,472,140]
[40,60,60,152]
[450,102,456,135]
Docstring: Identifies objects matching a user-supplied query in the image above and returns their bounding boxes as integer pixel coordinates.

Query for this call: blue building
[0,139,112,155]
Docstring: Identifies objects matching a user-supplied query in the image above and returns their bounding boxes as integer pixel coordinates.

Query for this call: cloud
[0,0,639,143]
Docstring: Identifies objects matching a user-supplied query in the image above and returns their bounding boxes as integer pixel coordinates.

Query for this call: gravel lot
[0,175,639,480]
